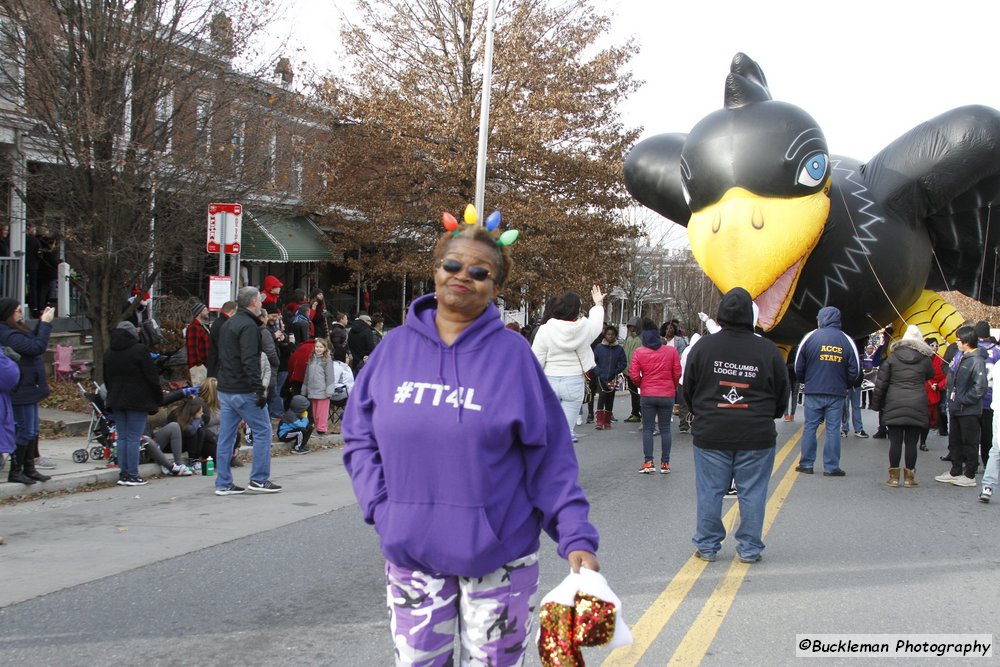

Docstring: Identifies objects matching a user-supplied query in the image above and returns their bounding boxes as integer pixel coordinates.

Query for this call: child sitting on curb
[278,395,312,454]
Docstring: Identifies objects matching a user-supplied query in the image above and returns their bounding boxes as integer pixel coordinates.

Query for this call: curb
[0,435,343,502]
[0,462,163,501]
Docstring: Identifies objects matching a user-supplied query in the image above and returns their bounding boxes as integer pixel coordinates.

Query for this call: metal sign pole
[218,211,227,278]
[473,0,498,220]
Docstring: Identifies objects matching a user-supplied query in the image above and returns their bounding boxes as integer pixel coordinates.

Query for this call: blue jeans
[982,437,1000,490]
[841,387,863,432]
[11,403,39,446]
[692,446,775,559]
[114,410,148,479]
[801,394,845,472]
[545,374,584,435]
[216,391,273,489]
[640,395,674,462]
[269,370,287,418]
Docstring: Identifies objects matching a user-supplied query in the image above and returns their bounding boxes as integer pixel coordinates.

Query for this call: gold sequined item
[538,593,618,665]
[573,593,617,647]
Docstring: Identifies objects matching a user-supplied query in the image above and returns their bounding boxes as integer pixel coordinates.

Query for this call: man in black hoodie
[683,287,789,564]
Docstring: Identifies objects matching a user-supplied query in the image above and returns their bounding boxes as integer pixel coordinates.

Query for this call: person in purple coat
[343,223,600,665]
[0,345,20,481]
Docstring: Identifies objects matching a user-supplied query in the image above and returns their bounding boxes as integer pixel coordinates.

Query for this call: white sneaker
[171,463,193,476]
[980,486,993,503]
[950,475,976,487]
[935,472,958,483]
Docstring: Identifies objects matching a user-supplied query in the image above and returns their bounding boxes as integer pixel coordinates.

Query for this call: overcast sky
[268,0,1000,163]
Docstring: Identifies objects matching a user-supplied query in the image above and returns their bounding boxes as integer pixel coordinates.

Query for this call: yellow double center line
[603,428,804,666]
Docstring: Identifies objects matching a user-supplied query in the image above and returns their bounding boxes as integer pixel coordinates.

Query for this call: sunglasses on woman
[438,257,493,282]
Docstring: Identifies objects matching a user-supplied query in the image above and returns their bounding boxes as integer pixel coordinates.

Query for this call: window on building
[291,135,304,194]
[196,96,212,155]
[0,20,23,108]
[118,70,132,141]
[231,116,245,175]
[153,89,173,152]
[267,131,277,183]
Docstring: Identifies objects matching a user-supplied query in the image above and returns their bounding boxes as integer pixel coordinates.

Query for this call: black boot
[7,445,37,485]
[22,457,51,482]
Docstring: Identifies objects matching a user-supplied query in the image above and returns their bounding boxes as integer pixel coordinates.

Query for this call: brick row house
[0,3,349,338]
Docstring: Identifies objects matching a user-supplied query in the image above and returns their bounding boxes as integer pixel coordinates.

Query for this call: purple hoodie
[342,293,598,578]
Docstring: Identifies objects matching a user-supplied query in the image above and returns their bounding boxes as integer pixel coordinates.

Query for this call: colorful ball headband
[442,204,519,246]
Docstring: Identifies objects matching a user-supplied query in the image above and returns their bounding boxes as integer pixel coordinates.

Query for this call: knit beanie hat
[289,395,310,413]
[191,303,207,318]
[0,297,19,322]
[902,325,923,343]
[117,321,139,339]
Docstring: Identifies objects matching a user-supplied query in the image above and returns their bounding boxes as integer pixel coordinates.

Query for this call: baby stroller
[72,382,118,464]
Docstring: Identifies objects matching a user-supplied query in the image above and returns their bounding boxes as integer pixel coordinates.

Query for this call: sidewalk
[2,408,344,501]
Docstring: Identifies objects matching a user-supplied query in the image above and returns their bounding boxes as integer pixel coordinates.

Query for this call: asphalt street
[1,405,997,666]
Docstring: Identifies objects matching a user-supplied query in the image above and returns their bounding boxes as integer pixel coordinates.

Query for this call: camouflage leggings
[385,552,540,666]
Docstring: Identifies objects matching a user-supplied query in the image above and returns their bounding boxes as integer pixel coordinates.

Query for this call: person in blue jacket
[278,395,312,454]
[794,306,860,476]
[0,298,54,483]
[593,324,627,430]
[343,222,599,664]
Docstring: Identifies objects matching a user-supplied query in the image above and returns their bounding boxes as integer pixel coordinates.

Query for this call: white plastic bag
[537,567,632,665]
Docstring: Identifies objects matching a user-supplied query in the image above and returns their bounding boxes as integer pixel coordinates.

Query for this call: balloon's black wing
[862,105,1000,303]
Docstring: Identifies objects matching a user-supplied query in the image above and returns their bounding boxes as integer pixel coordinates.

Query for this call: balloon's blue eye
[797,152,827,188]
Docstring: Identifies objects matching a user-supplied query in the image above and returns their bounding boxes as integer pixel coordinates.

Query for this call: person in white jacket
[531,285,606,441]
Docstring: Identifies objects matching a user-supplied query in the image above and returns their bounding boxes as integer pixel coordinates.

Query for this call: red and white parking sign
[207,203,242,254]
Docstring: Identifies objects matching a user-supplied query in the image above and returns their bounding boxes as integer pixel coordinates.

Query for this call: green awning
[240,213,334,263]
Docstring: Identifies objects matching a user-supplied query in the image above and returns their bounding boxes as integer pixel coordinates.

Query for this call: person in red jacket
[282,338,316,409]
[920,337,947,452]
[262,275,283,307]
[630,320,682,474]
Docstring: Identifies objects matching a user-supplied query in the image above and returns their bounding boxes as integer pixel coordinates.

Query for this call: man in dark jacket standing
[214,287,281,496]
[794,306,860,476]
[936,325,988,487]
[347,313,378,374]
[683,287,788,564]
[206,300,237,379]
[972,321,1000,466]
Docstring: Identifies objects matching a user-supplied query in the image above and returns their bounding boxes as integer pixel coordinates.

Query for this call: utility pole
[473,0,498,220]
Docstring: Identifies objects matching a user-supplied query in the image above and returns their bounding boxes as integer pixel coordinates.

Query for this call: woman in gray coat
[870,325,935,487]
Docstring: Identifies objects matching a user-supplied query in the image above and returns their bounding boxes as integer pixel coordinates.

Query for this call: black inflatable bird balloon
[625,53,1000,345]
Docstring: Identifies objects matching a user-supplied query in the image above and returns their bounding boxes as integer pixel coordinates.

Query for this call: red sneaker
[660,462,671,474]
[638,461,655,474]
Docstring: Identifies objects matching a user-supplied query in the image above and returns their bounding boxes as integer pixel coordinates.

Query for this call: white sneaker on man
[934,472,957,483]
[949,475,976,487]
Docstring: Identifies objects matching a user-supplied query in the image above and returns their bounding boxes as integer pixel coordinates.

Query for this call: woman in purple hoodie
[343,224,600,665]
